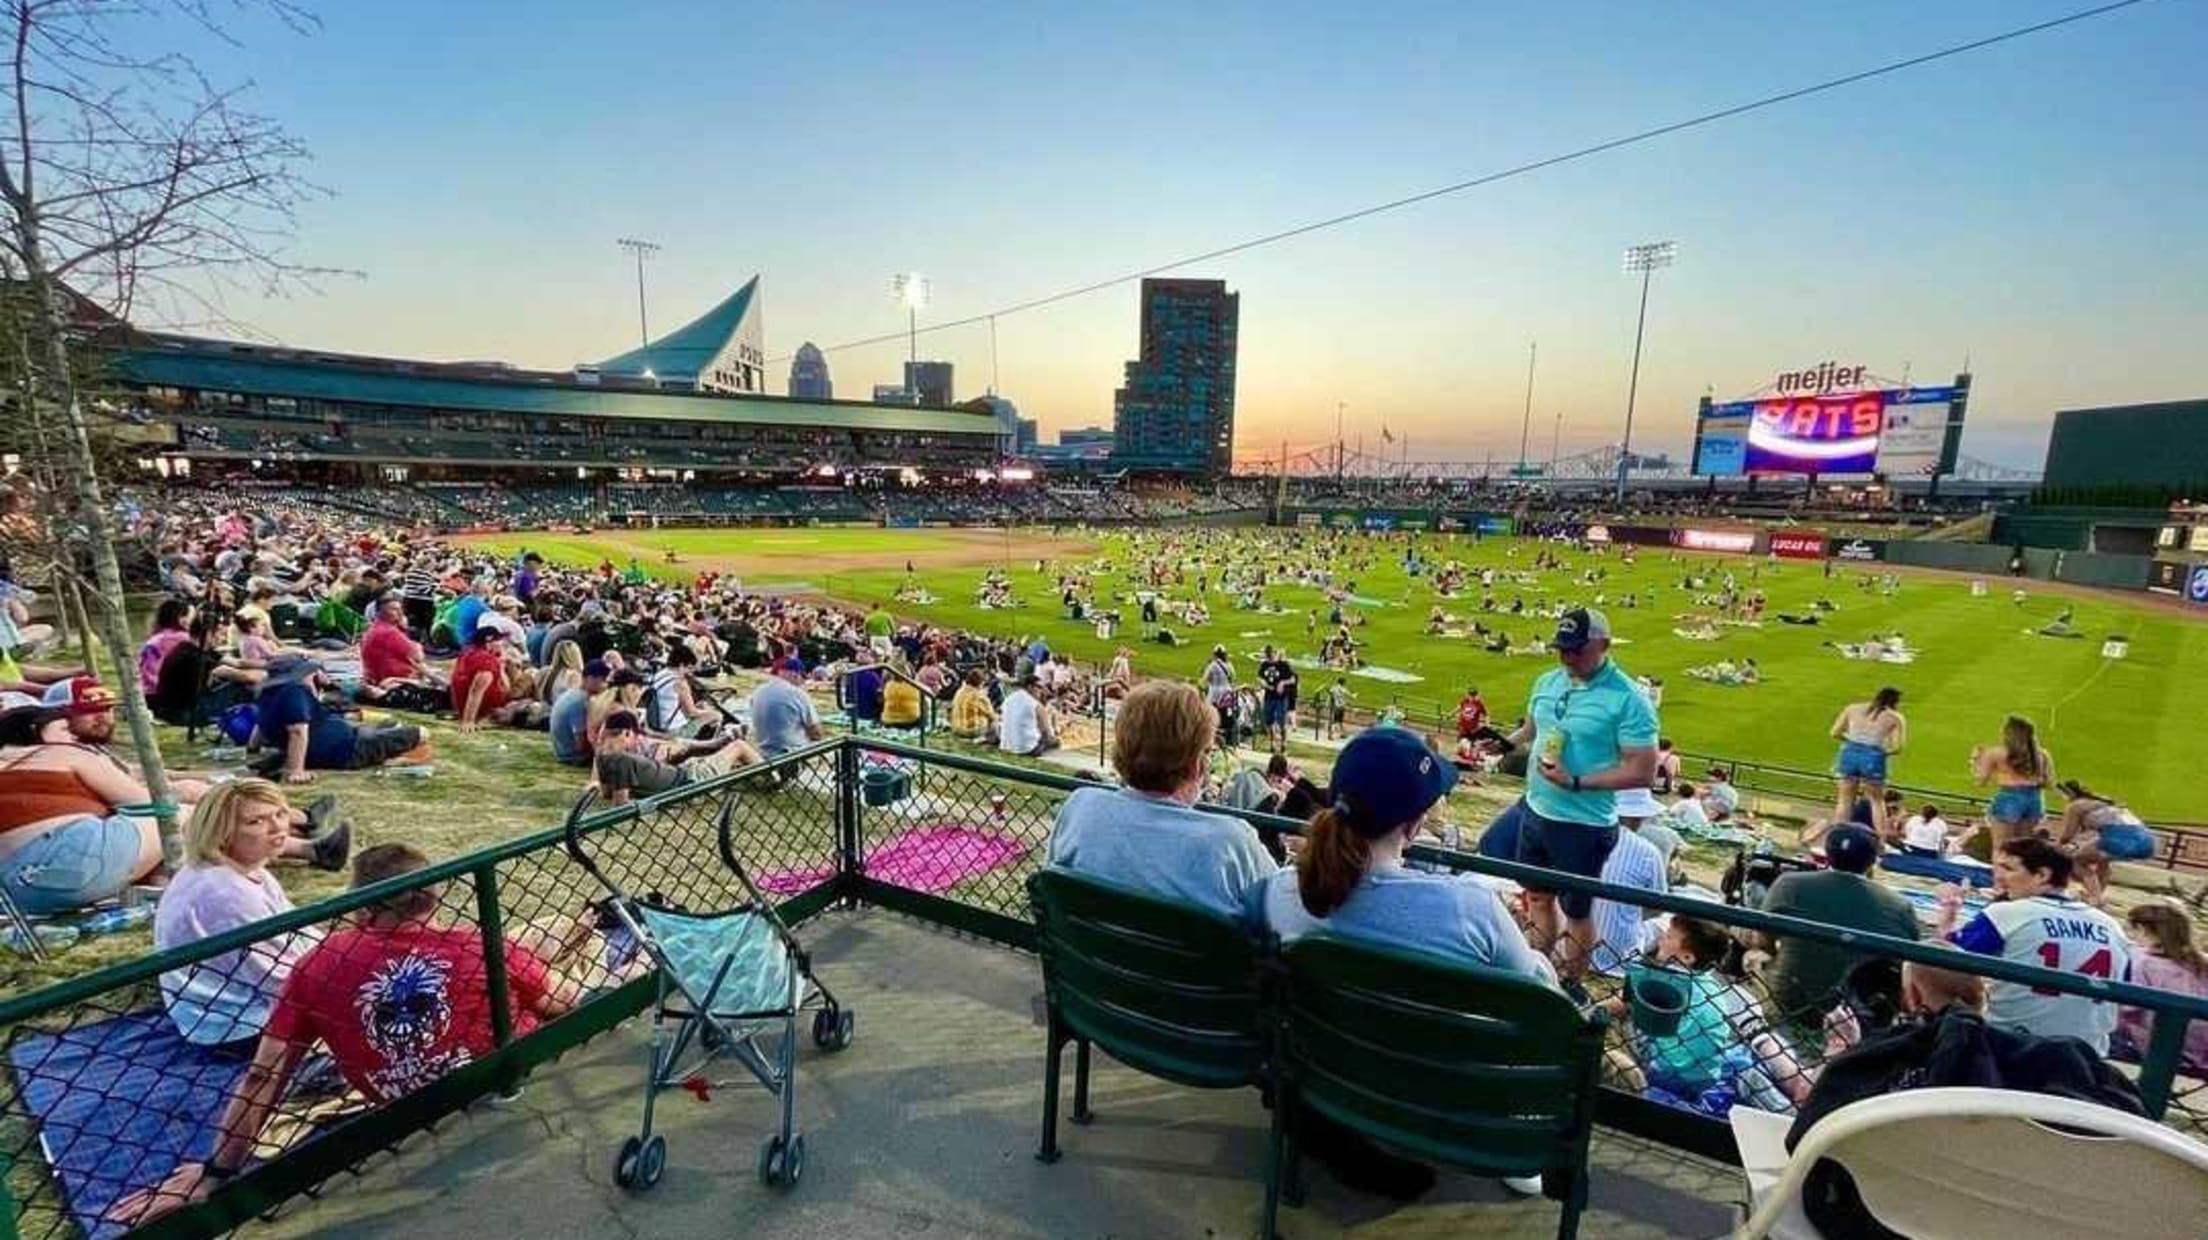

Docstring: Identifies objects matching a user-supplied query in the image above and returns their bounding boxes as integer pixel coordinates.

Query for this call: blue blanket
[8,1011,248,1239]
[1879,851,1995,888]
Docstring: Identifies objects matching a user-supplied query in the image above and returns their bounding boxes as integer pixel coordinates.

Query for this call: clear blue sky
[157,0,2207,469]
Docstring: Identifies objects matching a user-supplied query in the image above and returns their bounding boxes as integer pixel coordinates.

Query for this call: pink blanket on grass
[754,824,1028,896]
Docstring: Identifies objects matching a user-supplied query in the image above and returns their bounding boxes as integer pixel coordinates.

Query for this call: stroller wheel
[614,1136,642,1189]
[831,1009,856,1051]
[637,1135,667,1190]
[810,1008,838,1049]
[759,1134,799,1188]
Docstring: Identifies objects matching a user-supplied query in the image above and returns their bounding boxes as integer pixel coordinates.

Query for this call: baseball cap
[40,676,117,716]
[1825,824,1880,874]
[582,658,611,679]
[1614,786,1663,819]
[1329,728,1458,838]
[1549,608,1611,652]
[778,656,808,676]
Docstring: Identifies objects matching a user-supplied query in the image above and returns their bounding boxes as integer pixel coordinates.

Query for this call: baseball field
[464,525,2208,822]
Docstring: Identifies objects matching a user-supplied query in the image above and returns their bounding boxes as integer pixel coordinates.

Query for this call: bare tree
[0,0,328,866]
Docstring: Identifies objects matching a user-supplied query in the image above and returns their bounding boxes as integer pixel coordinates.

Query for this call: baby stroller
[561,790,856,1193]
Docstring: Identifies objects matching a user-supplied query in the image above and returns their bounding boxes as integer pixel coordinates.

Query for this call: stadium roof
[108,337,999,436]
[595,277,757,387]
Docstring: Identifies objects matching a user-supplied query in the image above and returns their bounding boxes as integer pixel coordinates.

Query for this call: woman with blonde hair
[153,780,345,1048]
[537,638,584,705]
[1043,680,1275,924]
[1971,715,2053,849]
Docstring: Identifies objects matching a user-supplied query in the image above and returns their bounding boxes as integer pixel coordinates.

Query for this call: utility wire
[779,0,2153,363]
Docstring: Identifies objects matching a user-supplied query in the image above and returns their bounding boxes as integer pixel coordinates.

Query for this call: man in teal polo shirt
[1504,607,1659,982]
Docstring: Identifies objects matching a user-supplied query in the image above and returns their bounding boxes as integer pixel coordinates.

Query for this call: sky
[134,0,2208,471]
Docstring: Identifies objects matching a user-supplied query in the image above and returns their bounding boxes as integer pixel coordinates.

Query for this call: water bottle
[2,922,80,955]
[75,904,154,938]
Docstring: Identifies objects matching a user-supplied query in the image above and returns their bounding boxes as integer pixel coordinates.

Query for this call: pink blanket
[754,824,1028,896]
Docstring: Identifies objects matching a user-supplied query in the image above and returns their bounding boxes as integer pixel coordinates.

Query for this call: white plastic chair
[1731,1087,2208,1239]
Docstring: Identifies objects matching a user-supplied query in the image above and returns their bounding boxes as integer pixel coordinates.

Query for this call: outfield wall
[1271,510,2173,597]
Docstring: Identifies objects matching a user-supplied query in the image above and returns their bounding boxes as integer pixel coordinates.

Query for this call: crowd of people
[0,478,2199,1228]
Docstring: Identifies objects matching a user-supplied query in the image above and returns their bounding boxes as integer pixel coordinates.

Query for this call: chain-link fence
[2,737,2202,1238]
[848,739,2208,1156]
[0,743,844,1240]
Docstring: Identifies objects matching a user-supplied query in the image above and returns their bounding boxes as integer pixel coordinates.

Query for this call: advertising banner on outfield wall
[1833,537,1886,562]
[1475,514,1514,536]
[2191,565,2208,606]
[1768,532,1827,559]
[1609,526,1676,547]
[2149,560,2183,595]
[1297,512,1322,527]
[1673,527,1758,554]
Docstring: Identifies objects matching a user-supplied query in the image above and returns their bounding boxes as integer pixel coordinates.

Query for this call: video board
[1692,381,1968,478]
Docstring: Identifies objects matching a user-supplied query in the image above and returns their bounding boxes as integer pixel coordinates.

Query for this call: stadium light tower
[890,272,931,364]
[1616,239,1676,504]
[617,238,661,347]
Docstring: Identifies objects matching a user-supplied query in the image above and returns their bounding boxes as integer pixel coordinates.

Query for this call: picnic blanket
[7,1011,355,1239]
[753,824,1027,897]
[1879,851,1995,888]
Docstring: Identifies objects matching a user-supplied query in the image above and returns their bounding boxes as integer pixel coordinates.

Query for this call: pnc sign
[1775,361,1870,395]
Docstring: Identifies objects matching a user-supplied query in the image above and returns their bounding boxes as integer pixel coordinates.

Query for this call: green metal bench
[1026,869,1271,1165]
[1264,937,1609,1239]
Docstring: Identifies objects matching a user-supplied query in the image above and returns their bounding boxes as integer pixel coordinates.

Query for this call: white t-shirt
[1901,813,1949,853]
[155,863,320,1045]
[648,668,690,733]
[1670,797,1711,831]
[1000,688,1043,754]
[1951,892,2132,1052]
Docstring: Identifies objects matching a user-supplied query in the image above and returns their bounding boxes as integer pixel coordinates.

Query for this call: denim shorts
[1514,806,1619,919]
[2098,821,2157,861]
[1834,741,1888,782]
[1262,698,1288,727]
[1,813,150,915]
[1987,785,2044,825]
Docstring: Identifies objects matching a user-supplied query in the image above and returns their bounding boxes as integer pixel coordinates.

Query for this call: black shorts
[1513,806,1618,919]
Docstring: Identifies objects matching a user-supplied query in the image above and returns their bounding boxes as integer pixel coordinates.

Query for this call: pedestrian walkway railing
[0,737,2201,1238]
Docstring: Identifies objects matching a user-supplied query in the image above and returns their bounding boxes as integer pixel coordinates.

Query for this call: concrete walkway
[248,913,1740,1239]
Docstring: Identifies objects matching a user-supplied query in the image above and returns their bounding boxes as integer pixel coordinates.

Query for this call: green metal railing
[0,736,2201,1238]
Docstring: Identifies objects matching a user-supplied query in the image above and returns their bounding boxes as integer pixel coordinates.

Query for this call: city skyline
[134,1,2207,470]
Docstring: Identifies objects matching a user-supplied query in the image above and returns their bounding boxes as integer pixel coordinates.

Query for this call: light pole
[890,273,930,366]
[1551,409,1563,472]
[1617,240,1676,504]
[617,238,660,347]
[1516,341,1538,473]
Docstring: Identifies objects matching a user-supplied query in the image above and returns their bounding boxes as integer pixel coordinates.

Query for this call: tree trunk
[20,252,184,869]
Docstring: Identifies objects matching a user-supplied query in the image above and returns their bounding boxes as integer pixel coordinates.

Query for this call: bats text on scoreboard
[1753,394,1885,440]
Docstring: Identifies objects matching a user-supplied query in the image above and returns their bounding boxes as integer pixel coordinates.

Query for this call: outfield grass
[493,525,2208,821]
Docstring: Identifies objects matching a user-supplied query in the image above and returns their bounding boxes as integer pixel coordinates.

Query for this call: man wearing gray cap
[1502,608,1659,982]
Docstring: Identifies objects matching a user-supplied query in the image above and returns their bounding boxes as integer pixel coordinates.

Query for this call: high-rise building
[905,360,954,407]
[1015,418,1039,455]
[1111,278,1238,475]
[789,342,833,400]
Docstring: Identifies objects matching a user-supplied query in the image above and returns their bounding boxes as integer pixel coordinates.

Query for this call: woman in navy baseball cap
[1261,728,1551,981]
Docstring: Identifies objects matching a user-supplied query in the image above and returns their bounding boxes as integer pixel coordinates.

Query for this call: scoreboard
[1692,374,1969,478]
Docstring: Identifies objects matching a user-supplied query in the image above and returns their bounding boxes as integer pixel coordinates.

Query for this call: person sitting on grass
[109,843,594,1228]
[948,667,998,744]
[1601,915,1808,1116]
[451,628,547,734]
[589,710,762,805]
[748,656,825,760]
[155,780,347,1048]
[254,655,425,783]
[548,659,613,768]
[997,667,1059,758]
[1759,825,1920,1044]
[1045,680,1276,925]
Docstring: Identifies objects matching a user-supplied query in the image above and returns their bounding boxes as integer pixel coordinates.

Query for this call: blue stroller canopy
[638,905,793,1020]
